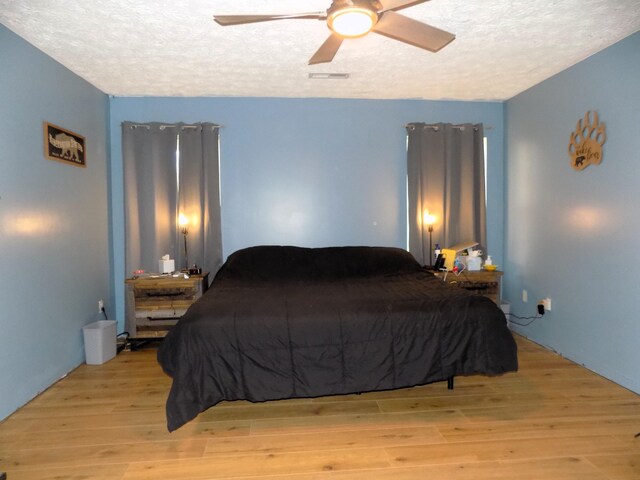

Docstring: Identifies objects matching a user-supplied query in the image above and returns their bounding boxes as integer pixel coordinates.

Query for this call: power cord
[116,331,130,353]
[507,313,542,326]
[508,303,546,326]
[100,305,130,353]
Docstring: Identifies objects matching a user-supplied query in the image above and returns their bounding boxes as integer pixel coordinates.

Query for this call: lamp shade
[423,211,436,227]
[178,213,189,234]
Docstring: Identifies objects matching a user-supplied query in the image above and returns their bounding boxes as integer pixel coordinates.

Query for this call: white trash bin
[82,320,117,365]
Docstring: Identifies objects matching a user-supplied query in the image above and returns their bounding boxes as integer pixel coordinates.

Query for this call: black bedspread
[158,246,518,431]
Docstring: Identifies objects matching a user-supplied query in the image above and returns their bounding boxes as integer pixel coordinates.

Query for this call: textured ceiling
[1,0,639,101]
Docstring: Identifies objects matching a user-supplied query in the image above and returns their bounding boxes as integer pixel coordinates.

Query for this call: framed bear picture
[43,122,86,167]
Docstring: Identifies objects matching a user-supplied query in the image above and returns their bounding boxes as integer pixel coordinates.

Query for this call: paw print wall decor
[568,111,606,171]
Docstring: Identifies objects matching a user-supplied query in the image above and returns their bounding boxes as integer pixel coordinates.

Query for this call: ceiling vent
[308,73,350,79]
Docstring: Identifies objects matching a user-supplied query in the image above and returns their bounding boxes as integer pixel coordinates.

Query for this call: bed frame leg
[447,376,454,390]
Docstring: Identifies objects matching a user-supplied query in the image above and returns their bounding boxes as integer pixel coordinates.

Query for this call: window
[405,123,487,265]
[122,122,223,278]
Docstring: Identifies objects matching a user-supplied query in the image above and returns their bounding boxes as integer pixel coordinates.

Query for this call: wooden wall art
[44,122,86,167]
[568,111,606,171]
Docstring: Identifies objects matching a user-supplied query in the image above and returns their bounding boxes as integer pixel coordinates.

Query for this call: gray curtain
[123,122,179,277]
[406,123,486,265]
[122,122,222,280]
[177,123,223,277]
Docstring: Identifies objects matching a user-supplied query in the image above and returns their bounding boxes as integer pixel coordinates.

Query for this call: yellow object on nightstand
[441,248,457,270]
[441,241,480,271]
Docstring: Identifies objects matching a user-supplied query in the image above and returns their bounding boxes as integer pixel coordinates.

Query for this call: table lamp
[178,213,189,271]
[423,211,436,267]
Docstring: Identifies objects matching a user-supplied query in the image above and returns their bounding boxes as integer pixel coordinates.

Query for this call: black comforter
[158,246,517,431]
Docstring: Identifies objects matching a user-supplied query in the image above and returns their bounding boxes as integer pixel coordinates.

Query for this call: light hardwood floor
[1,335,639,479]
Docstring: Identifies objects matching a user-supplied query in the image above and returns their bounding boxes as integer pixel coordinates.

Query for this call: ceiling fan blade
[378,0,430,12]
[373,10,455,52]
[214,12,324,27]
[308,33,344,65]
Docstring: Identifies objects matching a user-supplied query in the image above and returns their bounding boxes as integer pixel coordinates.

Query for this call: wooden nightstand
[125,273,208,340]
[433,270,503,305]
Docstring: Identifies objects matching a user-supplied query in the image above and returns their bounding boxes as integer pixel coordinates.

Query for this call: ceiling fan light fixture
[328,7,378,37]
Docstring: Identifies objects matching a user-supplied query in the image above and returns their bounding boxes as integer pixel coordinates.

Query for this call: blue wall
[0,25,110,420]
[109,97,504,325]
[504,32,640,393]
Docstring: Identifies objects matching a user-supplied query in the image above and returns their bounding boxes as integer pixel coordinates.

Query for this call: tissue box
[158,259,175,274]
[467,256,482,271]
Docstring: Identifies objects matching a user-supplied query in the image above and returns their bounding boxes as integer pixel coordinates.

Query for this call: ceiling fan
[213,0,455,65]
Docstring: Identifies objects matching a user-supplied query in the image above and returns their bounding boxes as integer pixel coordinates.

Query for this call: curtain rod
[125,122,223,129]
[405,123,492,131]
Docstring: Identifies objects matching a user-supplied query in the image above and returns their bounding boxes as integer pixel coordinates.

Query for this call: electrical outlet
[542,298,551,311]
[522,289,528,303]
[98,299,104,313]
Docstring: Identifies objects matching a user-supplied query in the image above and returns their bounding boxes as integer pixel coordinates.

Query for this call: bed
[157,245,518,431]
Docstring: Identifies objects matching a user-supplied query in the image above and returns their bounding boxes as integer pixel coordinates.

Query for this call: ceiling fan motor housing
[328,0,383,13]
